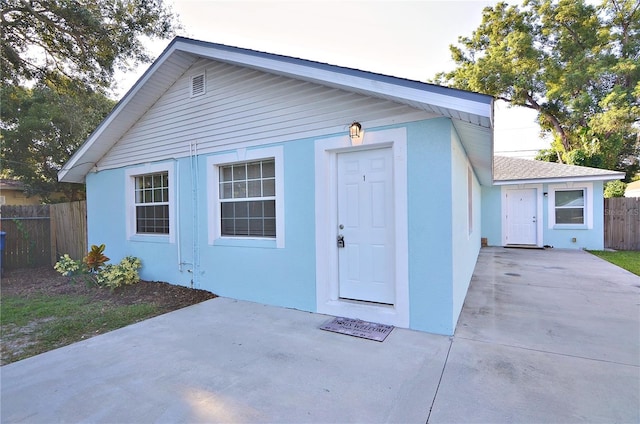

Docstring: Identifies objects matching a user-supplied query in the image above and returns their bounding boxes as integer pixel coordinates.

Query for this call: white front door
[337,148,395,304]
[505,188,538,245]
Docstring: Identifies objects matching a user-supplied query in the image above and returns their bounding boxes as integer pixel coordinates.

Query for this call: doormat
[319,317,394,342]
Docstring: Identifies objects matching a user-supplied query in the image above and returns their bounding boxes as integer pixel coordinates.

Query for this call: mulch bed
[1,266,216,313]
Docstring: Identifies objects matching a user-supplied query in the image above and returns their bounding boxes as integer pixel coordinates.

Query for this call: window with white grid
[219,159,276,237]
[134,172,169,234]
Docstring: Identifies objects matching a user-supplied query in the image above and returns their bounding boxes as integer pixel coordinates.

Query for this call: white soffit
[59,37,493,183]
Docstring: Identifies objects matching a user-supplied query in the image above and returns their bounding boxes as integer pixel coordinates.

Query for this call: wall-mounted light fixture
[349,122,364,145]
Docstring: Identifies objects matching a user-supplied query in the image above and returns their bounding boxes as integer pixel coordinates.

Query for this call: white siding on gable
[98,59,435,170]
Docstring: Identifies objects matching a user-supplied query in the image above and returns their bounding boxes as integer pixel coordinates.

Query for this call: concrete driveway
[1,247,639,423]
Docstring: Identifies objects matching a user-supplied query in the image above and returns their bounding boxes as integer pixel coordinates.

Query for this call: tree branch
[526,93,571,154]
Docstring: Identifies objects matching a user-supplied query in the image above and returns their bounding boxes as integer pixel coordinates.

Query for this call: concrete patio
[1,247,639,423]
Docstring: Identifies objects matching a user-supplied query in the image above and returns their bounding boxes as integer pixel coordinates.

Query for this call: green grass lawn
[1,295,159,364]
[588,250,640,276]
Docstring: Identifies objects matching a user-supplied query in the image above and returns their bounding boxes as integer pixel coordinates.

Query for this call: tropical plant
[83,244,110,272]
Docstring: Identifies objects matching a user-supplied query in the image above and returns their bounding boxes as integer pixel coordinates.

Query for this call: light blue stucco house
[59,37,622,335]
[483,156,624,250]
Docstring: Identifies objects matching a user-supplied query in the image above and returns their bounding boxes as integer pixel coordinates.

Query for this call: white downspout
[189,140,200,288]
[176,159,182,272]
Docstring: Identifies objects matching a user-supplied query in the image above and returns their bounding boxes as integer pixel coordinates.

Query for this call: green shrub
[97,256,142,289]
[604,180,626,198]
[54,254,82,277]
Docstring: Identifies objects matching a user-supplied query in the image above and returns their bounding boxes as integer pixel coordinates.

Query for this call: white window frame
[548,182,593,229]
[125,162,175,243]
[207,146,285,248]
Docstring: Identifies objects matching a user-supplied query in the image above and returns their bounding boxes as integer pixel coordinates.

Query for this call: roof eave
[59,37,494,183]
[58,39,190,183]
[174,38,493,125]
[493,173,625,185]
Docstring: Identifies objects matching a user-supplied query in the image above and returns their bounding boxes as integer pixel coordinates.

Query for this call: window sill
[213,237,277,249]
[129,234,171,243]
[552,224,588,230]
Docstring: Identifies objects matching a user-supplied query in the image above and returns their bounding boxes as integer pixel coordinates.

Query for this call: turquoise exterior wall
[542,181,606,250]
[406,119,454,334]
[87,137,318,312]
[451,131,482,332]
[480,181,607,250]
[86,118,483,335]
[405,119,482,335]
[481,185,502,246]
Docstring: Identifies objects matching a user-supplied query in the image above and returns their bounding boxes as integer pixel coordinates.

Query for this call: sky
[116,0,552,158]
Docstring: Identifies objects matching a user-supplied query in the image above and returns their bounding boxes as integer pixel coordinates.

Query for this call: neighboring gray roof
[59,36,494,185]
[493,156,625,185]
[0,179,27,190]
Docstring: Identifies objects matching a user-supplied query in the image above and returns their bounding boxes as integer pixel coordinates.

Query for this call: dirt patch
[1,267,216,310]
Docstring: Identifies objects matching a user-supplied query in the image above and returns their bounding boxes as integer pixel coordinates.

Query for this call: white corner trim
[206,145,285,248]
[314,127,409,328]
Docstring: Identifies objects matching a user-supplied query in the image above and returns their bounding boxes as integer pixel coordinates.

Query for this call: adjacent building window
[554,189,585,225]
[134,172,170,234]
[219,159,276,237]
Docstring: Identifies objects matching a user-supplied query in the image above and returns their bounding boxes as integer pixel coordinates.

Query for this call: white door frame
[315,127,409,327]
[501,184,543,247]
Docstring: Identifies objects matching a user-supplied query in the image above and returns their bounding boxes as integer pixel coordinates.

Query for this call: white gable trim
[59,38,493,184]
[178,40,492,121]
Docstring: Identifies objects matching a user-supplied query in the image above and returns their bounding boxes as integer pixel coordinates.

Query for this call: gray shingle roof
[494,156,624,183]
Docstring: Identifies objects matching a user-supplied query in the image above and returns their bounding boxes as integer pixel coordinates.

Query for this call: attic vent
[190,73,205,97]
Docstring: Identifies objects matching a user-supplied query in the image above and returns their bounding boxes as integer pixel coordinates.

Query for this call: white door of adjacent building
[337,148,395,304]
[505,188,538,245]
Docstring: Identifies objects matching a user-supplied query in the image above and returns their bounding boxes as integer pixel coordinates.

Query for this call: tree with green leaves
[434,0,639,180]
[1,0,179,91]
[604,180,627,197]
[1,82,115,202]
[1,0,179,201]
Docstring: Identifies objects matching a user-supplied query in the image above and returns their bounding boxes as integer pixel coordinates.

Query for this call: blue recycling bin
[0,231,6,276]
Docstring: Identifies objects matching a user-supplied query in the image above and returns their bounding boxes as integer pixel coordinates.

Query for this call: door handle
[337,234,345,248]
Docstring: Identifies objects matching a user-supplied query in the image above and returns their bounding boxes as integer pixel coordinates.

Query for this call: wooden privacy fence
[0,201,87,269]
[0,205,51,268]
[604,197,640,251]
[50,201,88,263]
